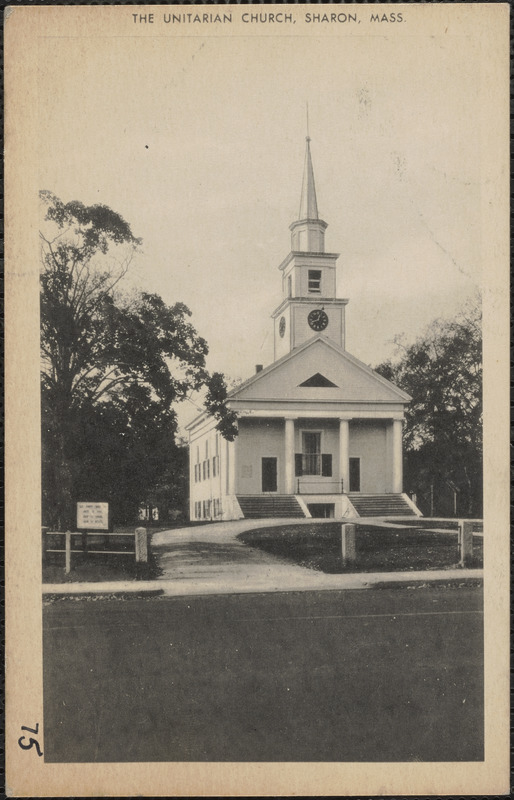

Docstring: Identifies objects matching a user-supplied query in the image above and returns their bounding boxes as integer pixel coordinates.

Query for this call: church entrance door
[262,457,278,492]
[349,457,361,492]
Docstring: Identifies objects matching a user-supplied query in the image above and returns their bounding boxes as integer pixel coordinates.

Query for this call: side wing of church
[187,138,421,521]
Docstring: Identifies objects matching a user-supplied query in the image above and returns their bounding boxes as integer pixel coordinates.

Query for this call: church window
[295,431,332,477]
[301,431,321,474]
[308,269,322,293]
[287,275,292,297]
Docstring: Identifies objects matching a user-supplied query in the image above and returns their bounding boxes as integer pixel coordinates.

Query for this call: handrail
[296,478,344,495]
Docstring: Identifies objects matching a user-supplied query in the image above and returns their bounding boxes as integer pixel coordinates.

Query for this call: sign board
[76,502,109,531]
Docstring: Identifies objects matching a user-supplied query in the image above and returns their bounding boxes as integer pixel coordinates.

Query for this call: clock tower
[272,137,348,361]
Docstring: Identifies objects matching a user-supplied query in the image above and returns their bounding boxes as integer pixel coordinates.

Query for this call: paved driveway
[152,518,339,591]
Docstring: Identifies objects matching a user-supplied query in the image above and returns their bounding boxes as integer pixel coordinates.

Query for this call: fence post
[458,520,473,567]
[135,527,148,563]
[41,527,48,566]
[341,523,356,565]
[65,531,71,574]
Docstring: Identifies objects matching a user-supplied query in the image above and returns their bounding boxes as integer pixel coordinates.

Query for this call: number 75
[18,724,43,757]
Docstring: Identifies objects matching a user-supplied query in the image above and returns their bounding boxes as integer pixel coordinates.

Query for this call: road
[43,585,483,762]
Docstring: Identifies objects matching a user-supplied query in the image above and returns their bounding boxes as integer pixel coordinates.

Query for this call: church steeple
[289,137,328,253]
[299,137,319,220]
[272,135,348,360]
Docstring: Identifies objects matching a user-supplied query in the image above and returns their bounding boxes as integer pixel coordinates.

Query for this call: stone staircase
[347,493,419,517]
[237,495,306,519]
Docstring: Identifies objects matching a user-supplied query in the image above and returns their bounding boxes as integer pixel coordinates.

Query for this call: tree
[40,191,236,528]
[375,297,482,516]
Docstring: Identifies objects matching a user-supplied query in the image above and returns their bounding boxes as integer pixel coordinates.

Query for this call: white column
[339,419,350,493]
[392,419,403,493]
[284,417,296,494]
[227,439,236,495]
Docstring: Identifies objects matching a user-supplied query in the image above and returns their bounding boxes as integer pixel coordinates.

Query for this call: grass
[238,523,483,574]
[386,518,483,533]
[42,530,161,584]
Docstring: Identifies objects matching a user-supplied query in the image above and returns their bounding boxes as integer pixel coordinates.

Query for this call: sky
[37,23,482,430]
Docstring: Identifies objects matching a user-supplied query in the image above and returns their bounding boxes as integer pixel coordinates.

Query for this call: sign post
[77,502,110,557]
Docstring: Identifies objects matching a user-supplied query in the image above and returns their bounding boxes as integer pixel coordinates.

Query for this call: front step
[347,493,419,517]
[237,495,306,519]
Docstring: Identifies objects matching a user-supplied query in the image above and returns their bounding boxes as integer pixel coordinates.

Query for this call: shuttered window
[321,453,332,477]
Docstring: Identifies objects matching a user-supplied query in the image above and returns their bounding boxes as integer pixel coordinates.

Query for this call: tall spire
[298,136,319,221]
[290,135,327,253]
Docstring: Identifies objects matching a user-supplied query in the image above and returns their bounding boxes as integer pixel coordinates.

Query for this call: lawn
[238,523,483,574]
[42,528,163,584]
[387,518,484,533]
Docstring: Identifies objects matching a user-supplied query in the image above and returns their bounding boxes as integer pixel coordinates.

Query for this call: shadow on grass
[238,523,483,574]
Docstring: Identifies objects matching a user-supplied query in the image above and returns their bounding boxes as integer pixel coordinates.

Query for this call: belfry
[187,138,420,520]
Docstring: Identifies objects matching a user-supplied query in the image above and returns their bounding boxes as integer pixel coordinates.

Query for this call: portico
[229,409,405,498]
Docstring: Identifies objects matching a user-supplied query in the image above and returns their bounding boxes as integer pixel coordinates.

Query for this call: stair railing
[296,479,343,495]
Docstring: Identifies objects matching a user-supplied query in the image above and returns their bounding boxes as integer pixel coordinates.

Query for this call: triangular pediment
[229,337,410,405]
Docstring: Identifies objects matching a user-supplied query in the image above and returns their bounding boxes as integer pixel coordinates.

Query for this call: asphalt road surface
[43,586,483,762]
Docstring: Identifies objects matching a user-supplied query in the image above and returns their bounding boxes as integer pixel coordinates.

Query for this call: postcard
[5,4,509,796]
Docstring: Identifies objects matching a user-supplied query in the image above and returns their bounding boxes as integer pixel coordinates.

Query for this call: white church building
[187,138,420,521]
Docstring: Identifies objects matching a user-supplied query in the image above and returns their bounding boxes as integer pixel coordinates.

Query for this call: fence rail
[42,528,148,574]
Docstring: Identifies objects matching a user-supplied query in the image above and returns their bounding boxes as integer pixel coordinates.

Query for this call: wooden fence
[340,519,480,568]
[42,527,148,574]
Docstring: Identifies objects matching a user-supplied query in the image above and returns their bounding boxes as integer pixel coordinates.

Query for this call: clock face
[279,316,286,338]
[308,309,329,332]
